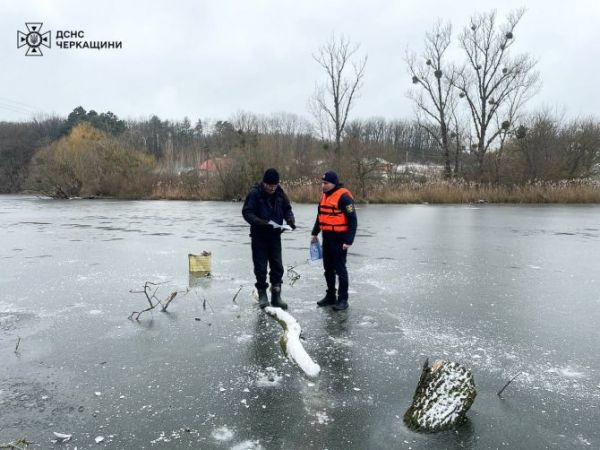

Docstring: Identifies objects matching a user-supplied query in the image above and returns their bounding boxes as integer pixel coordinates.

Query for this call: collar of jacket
[256,183,282,197]
[324,183,343,197]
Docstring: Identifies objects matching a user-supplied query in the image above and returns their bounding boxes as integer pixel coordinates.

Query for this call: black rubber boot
[332,298,349,311]
[270,285,288,310]
[317,291,337,307]
[257,289,269,308]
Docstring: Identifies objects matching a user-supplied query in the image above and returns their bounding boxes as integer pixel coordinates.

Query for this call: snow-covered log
[264,307,320,378]
[404,359,476,432]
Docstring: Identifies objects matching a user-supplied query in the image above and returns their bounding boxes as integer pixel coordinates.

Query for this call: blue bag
[309,239,323,261]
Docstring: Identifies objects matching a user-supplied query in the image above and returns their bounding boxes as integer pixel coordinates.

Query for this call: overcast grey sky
[2,0,598,123]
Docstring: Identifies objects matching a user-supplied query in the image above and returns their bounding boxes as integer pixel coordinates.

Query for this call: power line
[0,103,33,115]
[0,96,40,111]
[0,96,47,120]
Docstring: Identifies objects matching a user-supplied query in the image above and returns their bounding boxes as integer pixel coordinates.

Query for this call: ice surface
[2,197,600,449]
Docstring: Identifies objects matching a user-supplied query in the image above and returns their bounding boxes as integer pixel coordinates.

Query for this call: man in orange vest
[311,170,357,311]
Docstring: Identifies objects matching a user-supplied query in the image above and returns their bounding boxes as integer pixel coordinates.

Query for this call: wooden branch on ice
[286,265,301,286]
[0,438,33,450]
[128,281,187,320]
[232,285,243,303]
[497,372,522,398]
[202,297,214,313]
[161,291,178,311]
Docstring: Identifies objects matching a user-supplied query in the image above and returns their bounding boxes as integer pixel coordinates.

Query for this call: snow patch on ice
[155,250,175,255]
[212,426,234,441]
[255,367,283,387]
[364,279,389,291]
[0,301,25,314]
[328,336,354,347]
[315,410,332,425]
[577,435,592,446]
[0,314,18,327]
[236,333,253,343]
[89,309,103,316]
[231,440,264,450]
[358,315,378,328]
[549,366,585,379]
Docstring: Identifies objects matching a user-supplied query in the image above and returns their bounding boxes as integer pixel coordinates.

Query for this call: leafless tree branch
[129,281,188,320]
[311,34,367,160]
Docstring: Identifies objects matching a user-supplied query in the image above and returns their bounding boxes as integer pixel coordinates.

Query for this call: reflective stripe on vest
[318,188,353,232]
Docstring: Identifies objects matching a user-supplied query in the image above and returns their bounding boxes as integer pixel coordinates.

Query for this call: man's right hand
[257,219,270,228]
[311,235,318,242]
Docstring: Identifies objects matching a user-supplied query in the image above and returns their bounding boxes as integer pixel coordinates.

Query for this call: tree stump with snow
[404,359,476,432]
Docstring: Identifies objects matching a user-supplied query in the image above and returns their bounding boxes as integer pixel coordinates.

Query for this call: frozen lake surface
[1,195,599,449]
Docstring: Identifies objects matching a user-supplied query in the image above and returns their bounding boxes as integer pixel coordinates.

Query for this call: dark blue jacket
[242,183,295,237]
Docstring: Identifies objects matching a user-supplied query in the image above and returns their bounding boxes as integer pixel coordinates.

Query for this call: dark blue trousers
[322,232,348,300]
[251,234,283,290]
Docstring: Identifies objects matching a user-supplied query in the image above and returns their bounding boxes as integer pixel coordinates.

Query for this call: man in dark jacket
[311,170,357,311]
[242,168,296,309]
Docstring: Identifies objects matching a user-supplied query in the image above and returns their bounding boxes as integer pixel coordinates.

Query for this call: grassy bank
[150,179,600,204]
[355,180,600,204]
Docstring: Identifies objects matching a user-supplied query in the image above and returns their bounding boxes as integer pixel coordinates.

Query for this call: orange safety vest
[318,188,353,232]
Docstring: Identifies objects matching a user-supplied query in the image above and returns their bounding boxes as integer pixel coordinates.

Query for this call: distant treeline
[1,106,599,202]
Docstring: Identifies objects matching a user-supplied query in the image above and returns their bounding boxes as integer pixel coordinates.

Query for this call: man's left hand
[342,243,351,250]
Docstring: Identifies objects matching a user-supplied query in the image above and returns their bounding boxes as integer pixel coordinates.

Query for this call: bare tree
[407,22,458,178]
[310,34,367,161]
[450,107,470,176]
[454,9,540,176]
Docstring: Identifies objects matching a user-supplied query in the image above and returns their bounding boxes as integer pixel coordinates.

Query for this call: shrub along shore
[11,118,600,205]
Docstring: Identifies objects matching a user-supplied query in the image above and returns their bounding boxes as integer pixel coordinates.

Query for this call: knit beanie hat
[322,170,339,185]
[262,168,280,184]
